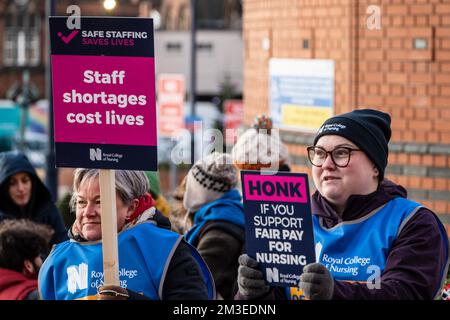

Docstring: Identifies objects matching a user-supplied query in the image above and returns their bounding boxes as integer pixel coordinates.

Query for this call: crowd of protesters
[0,109,448,300]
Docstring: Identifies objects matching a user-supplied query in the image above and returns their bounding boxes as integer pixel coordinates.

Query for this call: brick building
[242,0,450,234]
[0,0,241,98]
[0,0,242,195]
[0,0,142,98]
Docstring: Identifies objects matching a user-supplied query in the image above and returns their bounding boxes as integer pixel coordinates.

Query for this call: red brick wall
[358,0,450,144]
[356,1,450,229]
[243,0,356,124]
[243,0,450,235]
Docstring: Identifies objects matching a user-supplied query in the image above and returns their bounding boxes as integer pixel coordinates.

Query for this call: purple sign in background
[52,55,156,146]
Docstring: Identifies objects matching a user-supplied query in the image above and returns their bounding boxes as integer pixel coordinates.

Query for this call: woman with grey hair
[38,168,215,300]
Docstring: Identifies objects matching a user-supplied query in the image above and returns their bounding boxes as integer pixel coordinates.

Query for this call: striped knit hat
[183,152,237,213]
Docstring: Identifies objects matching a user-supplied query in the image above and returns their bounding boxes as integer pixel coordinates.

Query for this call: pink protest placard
[52,55,156,146]
[50,17,157,170]
[242,173,308,203]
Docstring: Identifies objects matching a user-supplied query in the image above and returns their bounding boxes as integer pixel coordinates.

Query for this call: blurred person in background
[183,152,245,300]
[169,175,188,234]
[0,219,53,300]
[0,151,67,245]
[232,114,291,174]
[145,171,172,218]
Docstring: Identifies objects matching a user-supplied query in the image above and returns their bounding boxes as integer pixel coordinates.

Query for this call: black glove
[299,263,334,300]
[97,285,151,300]
[237,254,270,299]
[97,285,130,300]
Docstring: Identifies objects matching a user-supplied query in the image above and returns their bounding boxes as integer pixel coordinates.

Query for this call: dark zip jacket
[0,151,67,245]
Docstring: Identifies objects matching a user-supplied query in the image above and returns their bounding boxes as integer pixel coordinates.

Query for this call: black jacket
[0,151,67,245]
[195,221,244,300]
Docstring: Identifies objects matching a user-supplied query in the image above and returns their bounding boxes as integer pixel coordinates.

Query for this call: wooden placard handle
[99,169,120,285]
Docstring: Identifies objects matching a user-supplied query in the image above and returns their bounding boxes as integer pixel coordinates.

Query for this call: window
[3,1,41,67]
[159,0,242,31]
[196,0,242,30]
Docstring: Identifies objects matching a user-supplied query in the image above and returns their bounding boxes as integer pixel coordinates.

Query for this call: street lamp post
[190,0,197,166]
[18,70,30,152]
[45,0,58,202]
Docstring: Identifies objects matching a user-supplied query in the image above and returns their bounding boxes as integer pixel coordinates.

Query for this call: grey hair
[70,169,149,211]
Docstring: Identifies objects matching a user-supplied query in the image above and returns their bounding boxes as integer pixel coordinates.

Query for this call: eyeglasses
[307,146,361,168]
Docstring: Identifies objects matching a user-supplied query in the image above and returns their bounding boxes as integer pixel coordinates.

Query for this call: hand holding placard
[299,263,334,300]
[237,254,270,299]
[50,16,157,170]
[241,171,316,287]
[50,17,157,295]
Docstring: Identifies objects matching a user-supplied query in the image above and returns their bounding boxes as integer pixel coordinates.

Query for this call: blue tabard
[287,197,448,299]
[38,221,215,300]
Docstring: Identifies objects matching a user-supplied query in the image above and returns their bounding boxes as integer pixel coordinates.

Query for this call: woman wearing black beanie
[236,108,449,300]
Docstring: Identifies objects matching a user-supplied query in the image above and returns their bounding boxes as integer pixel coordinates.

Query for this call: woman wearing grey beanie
[183,152,245,300]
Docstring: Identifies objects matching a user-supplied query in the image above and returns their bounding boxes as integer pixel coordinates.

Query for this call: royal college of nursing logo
[90,148,102,161]
[67,262,88,294]
[315,242,323,262]
[319,123,346,133]
[265,267,279,283]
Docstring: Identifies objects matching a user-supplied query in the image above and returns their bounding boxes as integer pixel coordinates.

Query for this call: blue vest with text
[38,222,215,300]
[288,197,429,300]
